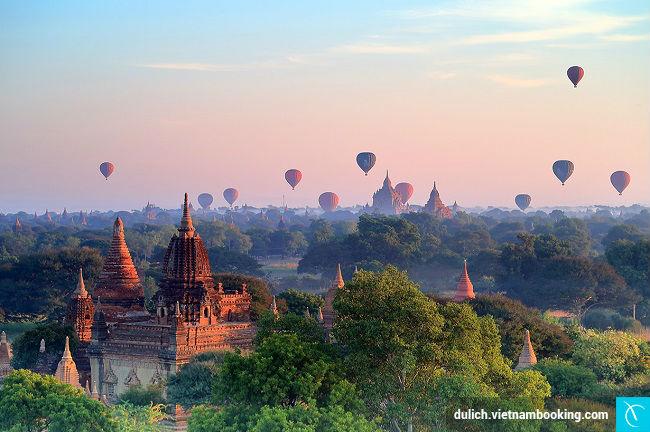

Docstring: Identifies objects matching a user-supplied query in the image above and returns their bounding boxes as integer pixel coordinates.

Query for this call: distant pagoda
[423,182,452,219]
[93,217,144,318]
[453,260,475,301]
[515,330,538,370]
[323,264,345,332]
[13,217,22,233]
[371,171,407,215]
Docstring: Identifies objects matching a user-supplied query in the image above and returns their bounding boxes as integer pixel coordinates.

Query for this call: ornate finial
[62,336,72,359]
[317,307,324,323]
[91,383,99,400]
[304,307,311,318]
[334,263,344,289]
[179,193,195,235]
[39,338,46,353]
[175,301,181,317]
[113,217,124,238]
[1,331,6,344]
[76,268,88,298]
[241,283,248,293]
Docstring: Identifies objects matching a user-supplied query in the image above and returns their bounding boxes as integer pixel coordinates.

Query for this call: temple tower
[13,217,22,233]
[453,260,475,301]
[371,171,406,215]
[65,269,95,342]
[515,330,538,370]
[423,182,452,219]
[94,217,144,318]
[154,194,225,324]
[54,336,81,388]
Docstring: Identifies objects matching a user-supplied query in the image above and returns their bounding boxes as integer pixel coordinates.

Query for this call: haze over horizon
[1,0,649,213]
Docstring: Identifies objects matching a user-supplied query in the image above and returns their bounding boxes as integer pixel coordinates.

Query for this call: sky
[1,0,649,213]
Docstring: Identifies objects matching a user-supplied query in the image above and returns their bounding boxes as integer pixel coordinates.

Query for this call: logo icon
[617,398,650,431]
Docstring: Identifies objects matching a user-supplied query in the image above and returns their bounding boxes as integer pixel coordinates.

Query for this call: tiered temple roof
[454,260,475,301]
[371,171,407,215]
[54,336,81,388]
[515,330,538,370]
[0,331,13,379]
[94,217,144,318]
[423,182,452,219]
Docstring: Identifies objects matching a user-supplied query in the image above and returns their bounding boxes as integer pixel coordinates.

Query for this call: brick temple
[63,194,254,401]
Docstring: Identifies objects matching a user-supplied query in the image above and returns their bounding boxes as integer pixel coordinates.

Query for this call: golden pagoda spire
[270,296,279,319]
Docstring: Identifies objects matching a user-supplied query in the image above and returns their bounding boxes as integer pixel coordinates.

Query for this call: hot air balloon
[223,188,239,206]
[318,192,339,212]
[198,193,214,209]
[567,66,584,88]
[285,169,303,190]
[515,194,531,211]
[552,160,574,185]
[610,171,631,195]
[99,162,115,180]
[356,152,376,176]
[395,182,414,203]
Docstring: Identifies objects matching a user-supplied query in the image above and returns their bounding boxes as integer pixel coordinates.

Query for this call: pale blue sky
[1,0,649,212]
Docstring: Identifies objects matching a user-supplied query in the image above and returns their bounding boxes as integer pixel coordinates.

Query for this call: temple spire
[453,259,475,301]
[13,217,21,233]
[179,193,195,235]
[515,330,538,370]
[62,336,72,359]
[75,268,88,298]
[334,263,344,289]
[317,307,324,323]
[270,296,279,319]
[39,338,46,353]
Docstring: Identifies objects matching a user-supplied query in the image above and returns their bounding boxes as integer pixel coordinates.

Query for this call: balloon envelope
[356,152,376,176]
[285,169,303,190]
[515,194,532,211]
[99,162,115,180]
[567,66,584,87]
[552,160,574,185]
[610,171,631,195]
[198,193,214,209]
[395,182,414,203]
[223,188,239,206]
[318,192,339,212]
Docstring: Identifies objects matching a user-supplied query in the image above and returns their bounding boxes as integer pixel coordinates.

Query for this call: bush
[584,308,641,332]
[533,359,597,398]
[118,385,166,406]
[571,329,646,382]
[543,397,614,432]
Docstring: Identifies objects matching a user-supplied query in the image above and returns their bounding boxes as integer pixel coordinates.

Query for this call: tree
[533,359,597,398]
[470,295,573,362]
[606,239,650,297]
[277,289,324,315]
[571,329,646,382]
[110,403,166,432]
[213,333,343,409]
[207,247,262,275]
[602,224,643,247]
[255,311,325,345]
[168,352,223,408]
[0,370,115,432]
[334,266,527,432]
[118,385,166,406]
[10,322,79,370]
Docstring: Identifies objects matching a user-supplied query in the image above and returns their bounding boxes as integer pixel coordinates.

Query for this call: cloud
[462,16,644,44]
[429,71,457,80]
[487,74,549,87]
[600,33,650,42]
[331,43,429,54]
[139,60,294,72]
[391,0,647,45]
